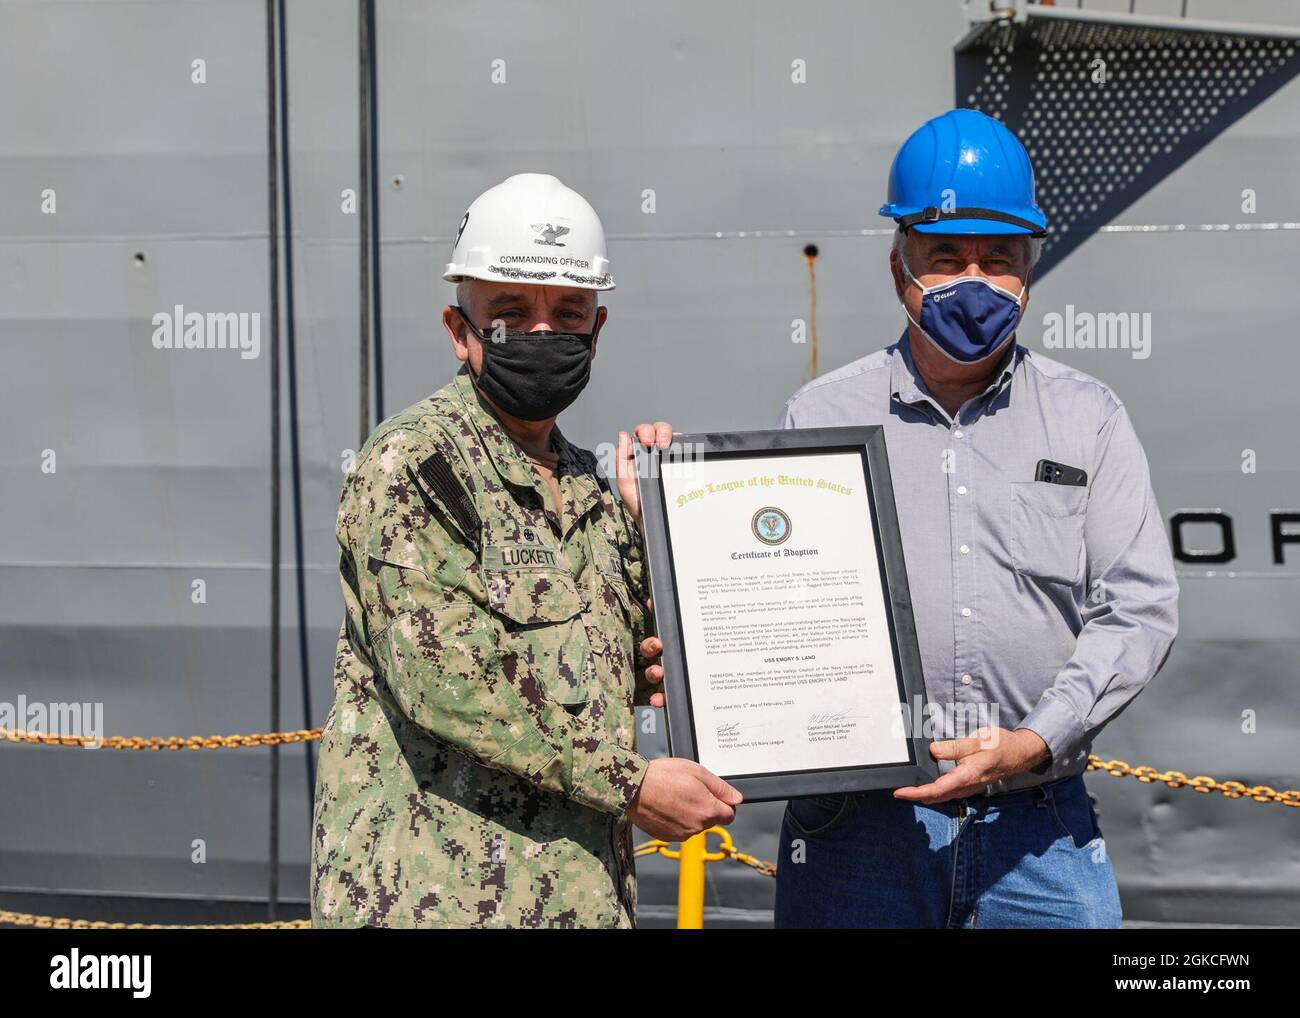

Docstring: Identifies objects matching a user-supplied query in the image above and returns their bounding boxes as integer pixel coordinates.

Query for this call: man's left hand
[616,422,672,708]
[893,727,1051,804]
[616,421,673,523]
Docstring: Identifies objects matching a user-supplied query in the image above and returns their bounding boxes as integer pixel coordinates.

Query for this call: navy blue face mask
[901,256,1026,364]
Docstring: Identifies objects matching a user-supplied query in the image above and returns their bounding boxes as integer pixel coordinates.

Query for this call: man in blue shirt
[772,110,1178,928]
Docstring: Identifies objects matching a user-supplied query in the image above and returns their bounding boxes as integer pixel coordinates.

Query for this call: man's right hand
[639,630,665,708]
[626,758,743,842]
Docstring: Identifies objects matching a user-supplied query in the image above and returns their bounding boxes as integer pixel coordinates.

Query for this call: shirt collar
[889,333,928,407]
[451,368,540,490]
[889,332,1025,415]
[550,423,604,529]
[451,368,603,530]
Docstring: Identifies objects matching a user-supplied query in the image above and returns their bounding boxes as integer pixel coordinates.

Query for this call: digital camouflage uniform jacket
[311,370,655,928]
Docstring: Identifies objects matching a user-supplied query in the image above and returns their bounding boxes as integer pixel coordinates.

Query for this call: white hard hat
[443,173,615,291]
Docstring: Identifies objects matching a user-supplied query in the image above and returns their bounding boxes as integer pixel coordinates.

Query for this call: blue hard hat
[879,109,1047,237]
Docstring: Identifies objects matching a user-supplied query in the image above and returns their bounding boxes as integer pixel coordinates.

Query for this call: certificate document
[636,428,935,800]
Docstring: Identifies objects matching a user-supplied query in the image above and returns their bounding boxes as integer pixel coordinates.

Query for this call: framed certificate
[634,427,937,801]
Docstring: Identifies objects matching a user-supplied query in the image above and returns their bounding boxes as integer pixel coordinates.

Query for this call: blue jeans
[774,774,1121,928]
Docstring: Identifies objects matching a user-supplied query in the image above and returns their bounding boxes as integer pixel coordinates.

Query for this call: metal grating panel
[956,11,1300,272]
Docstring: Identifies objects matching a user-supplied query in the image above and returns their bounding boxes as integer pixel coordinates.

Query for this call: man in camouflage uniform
[311,174,741,928]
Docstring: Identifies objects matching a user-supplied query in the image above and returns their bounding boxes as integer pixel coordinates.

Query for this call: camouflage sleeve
[353,425,648,816]
[613,494,657,708]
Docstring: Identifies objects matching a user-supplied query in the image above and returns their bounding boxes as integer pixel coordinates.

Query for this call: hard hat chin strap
[896,206,1048,238]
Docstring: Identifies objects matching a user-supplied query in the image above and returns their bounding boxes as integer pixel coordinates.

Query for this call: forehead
[465,280,594,309]
[911,233,1023,258]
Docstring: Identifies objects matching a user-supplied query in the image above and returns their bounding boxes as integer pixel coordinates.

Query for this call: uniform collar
[550,424,604,533]
[451,368,603,533]
[452,368,538,489]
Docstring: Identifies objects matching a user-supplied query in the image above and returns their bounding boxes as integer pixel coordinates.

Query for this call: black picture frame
[634,427,938,802]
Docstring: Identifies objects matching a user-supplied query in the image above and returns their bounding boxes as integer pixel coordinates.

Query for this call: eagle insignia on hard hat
[444,174,616,290]
[531,223,570,246]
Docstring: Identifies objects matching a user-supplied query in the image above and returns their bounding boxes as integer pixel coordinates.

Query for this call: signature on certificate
[806,709,867,728]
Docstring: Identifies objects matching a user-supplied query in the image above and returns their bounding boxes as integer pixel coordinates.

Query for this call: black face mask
[454,306,596,422]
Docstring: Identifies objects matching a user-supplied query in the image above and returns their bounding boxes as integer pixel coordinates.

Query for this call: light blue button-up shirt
[777,335,1179,793]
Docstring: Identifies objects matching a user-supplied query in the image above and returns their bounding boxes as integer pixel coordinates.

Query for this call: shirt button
[961,674,973,685]
[961,607,972,617]
[957,485,968,496]
[953,429,964,439]
[960,544,970,555]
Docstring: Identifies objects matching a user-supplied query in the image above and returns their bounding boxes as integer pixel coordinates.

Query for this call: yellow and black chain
[7,727,1292,807]
[634,756,1299,880]
[0,728,323,750]
[0,728,1293,925]
[0,910,309,930]
[1086,756,1300,806]
[634,829,777,877]
[3,727,1295,802]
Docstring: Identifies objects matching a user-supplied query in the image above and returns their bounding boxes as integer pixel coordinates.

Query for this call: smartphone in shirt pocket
[1010,460,1088,585]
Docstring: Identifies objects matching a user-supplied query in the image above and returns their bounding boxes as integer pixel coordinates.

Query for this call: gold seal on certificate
[634,427,937,801]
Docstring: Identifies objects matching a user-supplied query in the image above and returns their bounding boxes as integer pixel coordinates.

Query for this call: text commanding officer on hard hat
[311,174,742,929]
[775,111,1178,928]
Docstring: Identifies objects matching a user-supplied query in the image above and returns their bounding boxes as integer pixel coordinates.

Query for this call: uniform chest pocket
[600,570,635,620]
[484,565,593,706]
[591,540,636,623]
[1009,481,1087,587]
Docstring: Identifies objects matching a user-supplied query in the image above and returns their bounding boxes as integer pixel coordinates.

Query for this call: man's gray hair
[892,228,1042,274]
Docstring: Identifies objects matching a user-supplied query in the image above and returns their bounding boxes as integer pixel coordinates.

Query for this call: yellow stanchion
[675,832,707,929]
[636,829,741,927]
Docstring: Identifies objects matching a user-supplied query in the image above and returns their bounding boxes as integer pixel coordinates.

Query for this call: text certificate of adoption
[658,449,911,778]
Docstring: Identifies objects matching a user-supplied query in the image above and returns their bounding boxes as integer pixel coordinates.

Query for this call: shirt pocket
[590,532,642,661]
[484,565,592,707]
[600,570,636,623]
[1009,480,1087,586]
[594,567,640,705]
[591,536,637,625]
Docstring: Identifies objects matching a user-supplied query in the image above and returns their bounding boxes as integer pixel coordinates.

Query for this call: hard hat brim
[908,218,1042,236]
[879,202,1047,237]
[442,265,616,291]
